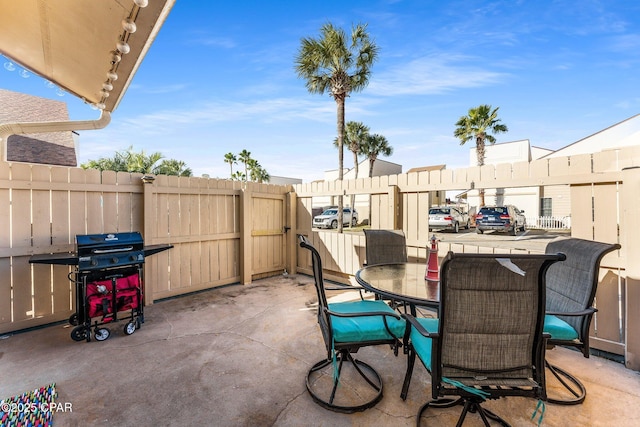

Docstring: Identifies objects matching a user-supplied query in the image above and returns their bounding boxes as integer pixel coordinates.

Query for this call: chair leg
[545,360,587,405]
[306,350,384,413]
[417,397,511,427]
[401,347,416,400]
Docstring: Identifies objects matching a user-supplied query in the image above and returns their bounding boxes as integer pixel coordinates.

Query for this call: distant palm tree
[361,134,392,224]
[81,146,191,176]
[454,105,508,206]
[333,121,370,180]
[361,134,393,179]
[295,22,378,232]
[224,152,237,178]
[248,160,270,183]
[153,159,192,177]
[238,149,252,182]
[333,121,370,226]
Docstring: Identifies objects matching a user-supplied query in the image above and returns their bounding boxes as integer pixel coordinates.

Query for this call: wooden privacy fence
[2,146,640,371]
[0,162,294,334]
[295,146,640,371]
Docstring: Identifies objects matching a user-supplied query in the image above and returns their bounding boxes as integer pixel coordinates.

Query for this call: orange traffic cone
[425,234,439,282]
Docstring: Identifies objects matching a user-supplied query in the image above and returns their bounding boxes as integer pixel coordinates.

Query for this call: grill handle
[92,246,134,254]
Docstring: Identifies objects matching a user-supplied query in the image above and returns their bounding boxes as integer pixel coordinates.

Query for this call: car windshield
[481,207,507,214]
[322,209,337,215]
[429,208,449,215]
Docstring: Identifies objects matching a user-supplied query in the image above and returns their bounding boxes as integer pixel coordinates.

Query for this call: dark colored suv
[475,205,526,236]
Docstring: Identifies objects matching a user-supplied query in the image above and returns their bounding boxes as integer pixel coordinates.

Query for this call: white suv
[313,207,358,229]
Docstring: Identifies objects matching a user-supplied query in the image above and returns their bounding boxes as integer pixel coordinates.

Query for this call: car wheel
[331,220,338,229]
[465,220,470,230]
[510,226,517,236]
[351,217,357,227]
[453,222,459,233]
[476,228,483,234]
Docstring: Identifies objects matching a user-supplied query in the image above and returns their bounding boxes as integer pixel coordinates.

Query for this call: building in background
[0,89,77,167]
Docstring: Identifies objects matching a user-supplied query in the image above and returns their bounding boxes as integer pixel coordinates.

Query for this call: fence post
[287,191,297,275]
[240,187,252,285]
[622,166,640,370]
[388,184,401,230]
[141,174,156,306]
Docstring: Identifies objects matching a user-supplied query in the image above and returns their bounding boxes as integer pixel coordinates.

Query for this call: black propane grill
[76,232,145,271]
[29,232,172,342]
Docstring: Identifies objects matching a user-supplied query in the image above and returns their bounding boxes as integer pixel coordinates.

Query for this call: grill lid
[76,232,144,254]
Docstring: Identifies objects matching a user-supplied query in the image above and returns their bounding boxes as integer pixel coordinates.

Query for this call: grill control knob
[91,259,98,266]
[111,257,119,264]
[130,255,137,262]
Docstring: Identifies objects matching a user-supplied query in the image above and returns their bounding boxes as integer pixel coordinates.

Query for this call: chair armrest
[546,307,596,317]
[401,313,439,338]
[324,307,402,320]
[324,283,364,291]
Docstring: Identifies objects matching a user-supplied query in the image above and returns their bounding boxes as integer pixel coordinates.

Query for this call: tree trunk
[476,136,486,207]
[336,97,345,233]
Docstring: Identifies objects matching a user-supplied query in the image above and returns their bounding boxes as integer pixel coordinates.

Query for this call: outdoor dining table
[355,262,440,315]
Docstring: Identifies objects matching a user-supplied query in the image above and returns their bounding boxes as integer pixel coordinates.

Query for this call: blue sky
[2,0,640,182]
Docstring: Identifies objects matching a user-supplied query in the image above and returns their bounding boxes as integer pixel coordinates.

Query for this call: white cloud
[368,54,508,96]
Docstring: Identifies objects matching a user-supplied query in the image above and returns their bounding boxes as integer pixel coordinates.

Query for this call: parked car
[313,207,358,229]
[428,206,470,233]
[475,205,526,236]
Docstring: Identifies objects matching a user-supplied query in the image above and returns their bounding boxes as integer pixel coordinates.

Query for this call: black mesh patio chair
[363,229,408,266]
[543,237,620,405]
[401,252,564,426]
[363,229,410,310]
[298,235,405,413]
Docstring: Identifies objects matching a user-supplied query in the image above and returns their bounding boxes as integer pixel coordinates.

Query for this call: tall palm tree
[224,152,237,178]
[295,22,378,232]
[454,105,508,206]
[238,149,252,182]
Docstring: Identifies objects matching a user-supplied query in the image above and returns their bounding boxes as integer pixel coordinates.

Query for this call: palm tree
[238,149,252,182]
[81,146,192,176]
[361,133,392,224]
[333,121,370,226]
[295,22,378,232]
[454,105,508,206]
[153,159,192,177]
[224,152,237,178]
[333,121,370,180]
[361,133,393,179]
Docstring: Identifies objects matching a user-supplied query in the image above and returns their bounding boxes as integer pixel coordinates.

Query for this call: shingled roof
[0,89,77,166]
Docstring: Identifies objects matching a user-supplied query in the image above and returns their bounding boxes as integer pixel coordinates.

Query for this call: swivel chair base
[545,360,587,405]
[306,350,383,413]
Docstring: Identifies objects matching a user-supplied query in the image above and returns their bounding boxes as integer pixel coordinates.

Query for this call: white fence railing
[526,216,571,230]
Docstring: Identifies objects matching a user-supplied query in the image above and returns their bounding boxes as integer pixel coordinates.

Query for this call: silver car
[313,208,358,229]
[428,206,470,233]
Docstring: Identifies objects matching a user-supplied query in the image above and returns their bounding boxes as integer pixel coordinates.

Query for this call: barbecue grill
[29,232,172,342]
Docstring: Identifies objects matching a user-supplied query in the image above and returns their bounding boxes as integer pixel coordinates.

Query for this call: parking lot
[429,227,570,253]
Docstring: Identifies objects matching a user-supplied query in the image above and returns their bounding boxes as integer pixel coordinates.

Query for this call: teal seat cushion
[409,318,439,371]
[544,314,579,341]
[328,300,405,343]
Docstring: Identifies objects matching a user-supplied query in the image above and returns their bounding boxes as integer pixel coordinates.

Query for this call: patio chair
[363,229,408,266]
[401,252,564,426]
[298,235,405,413]
[543,237,620,405]
[363,229,410,310]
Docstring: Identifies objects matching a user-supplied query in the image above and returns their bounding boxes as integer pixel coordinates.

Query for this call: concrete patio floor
[1,273,639,426]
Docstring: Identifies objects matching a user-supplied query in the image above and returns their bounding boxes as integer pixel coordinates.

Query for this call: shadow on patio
[1,274,639,426]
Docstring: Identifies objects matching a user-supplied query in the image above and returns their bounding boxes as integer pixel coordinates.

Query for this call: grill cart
[29,232,172,342]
